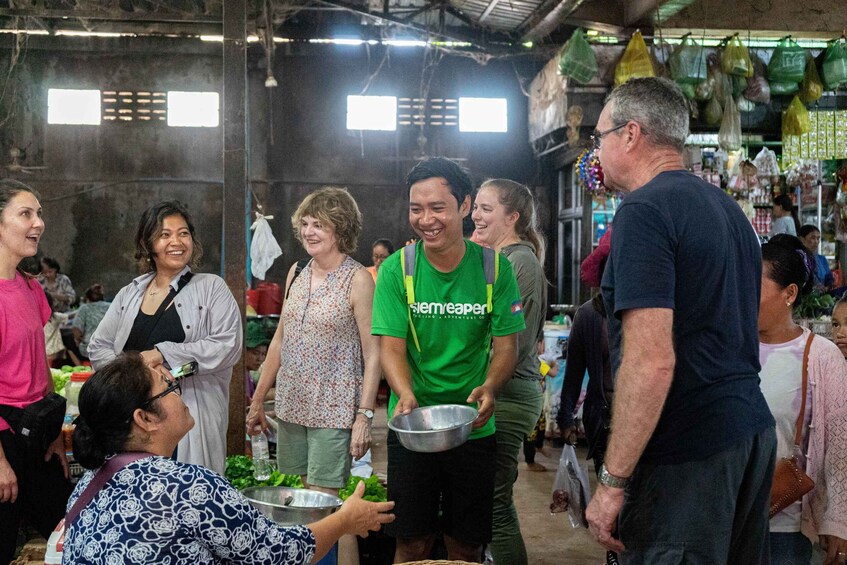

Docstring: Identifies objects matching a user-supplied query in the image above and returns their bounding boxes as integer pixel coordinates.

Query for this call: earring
[786,301,792,307]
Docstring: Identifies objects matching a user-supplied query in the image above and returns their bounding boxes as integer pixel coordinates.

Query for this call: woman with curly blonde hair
[248,187,380,498]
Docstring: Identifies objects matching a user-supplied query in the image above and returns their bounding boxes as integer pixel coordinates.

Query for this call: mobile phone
[170,361,198,379]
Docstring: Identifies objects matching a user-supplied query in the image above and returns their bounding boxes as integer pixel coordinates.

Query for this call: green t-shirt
[372,240,525,439]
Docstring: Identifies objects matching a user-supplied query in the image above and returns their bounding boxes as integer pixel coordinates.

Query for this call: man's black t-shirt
[602,170,774,464]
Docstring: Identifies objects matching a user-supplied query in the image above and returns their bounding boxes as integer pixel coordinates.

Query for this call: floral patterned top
[276,256,364,429]
[63,456,316,565]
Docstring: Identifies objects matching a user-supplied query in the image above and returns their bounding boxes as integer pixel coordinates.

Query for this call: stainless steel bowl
[243,486,342,525]
[387,404,478,453]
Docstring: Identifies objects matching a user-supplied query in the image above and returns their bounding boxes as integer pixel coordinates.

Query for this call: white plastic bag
[250,213,283,280]
[549,444,592,528]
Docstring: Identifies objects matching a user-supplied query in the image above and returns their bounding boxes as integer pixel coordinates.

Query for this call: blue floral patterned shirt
[63,456,316,564]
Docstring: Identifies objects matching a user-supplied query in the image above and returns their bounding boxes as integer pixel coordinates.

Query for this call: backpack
[399,242,499,352]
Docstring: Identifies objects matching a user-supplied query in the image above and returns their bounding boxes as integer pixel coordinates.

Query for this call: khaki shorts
[275,419,352,489]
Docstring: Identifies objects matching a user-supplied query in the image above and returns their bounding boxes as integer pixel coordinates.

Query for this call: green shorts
[275,420,352,489]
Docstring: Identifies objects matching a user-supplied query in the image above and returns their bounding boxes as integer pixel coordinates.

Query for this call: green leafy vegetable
[224,455,303,490]
[338,475,387,502]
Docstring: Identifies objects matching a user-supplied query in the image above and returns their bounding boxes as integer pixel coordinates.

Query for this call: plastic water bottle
[251,432,272,481]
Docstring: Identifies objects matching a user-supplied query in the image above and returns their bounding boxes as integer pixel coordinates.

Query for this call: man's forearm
[484,334,518,392]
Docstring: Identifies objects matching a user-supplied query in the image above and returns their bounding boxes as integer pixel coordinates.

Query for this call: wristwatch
[356,408,374,420]
[598,464,630,489]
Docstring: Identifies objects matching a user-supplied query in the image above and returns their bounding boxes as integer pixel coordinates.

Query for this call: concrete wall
[0,37,546,300]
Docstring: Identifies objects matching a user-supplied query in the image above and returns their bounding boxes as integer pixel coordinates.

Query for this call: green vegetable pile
[225,455,388,503]
[51,365,89,396]
[797,291,835,320]
[225,455,304,490]
[338,475,388,502]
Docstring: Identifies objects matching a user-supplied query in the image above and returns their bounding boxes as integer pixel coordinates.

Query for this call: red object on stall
[246,289,261,311]
[256,283,282,315]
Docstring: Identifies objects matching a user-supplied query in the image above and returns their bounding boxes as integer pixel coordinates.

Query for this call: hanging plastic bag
[722,34,754,77]
[770,81,799,95]
[670,35,708,84]
[704,95,723,126]
[744,76,771,104]
[768,37,807,83]
[782,95,811,136]
[822,37,847,89]
[800,55,823,103]
[737,96,755,112]
[558,28,598,84]
[250,212,283,280]
[712,67,733,106]
[549,444,592,529]
[615,31,655,86]
[718,95,742,151]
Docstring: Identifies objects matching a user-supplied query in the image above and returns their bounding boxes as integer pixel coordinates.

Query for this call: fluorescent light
[47,89,101,125]
[55,30,129,38]
[0,29,49,36]
[200,35,223,42]
[346,95,397,131]
[458,97,507,133]
[167,91,219,127]
[383,39,427,47]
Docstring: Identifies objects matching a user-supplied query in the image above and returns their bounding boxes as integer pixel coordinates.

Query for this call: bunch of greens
[338,475,388,502]
[796,291,835,320]
[51,365,89,396]
[225,455,304,490]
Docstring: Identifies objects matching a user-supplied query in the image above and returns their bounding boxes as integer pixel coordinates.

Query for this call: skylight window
[346,95,397,131]
[47,89,101,125]
[167,91,219,127]
[458,97,507,133]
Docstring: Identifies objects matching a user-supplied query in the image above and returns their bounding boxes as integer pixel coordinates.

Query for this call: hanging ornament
[576,149,611,195]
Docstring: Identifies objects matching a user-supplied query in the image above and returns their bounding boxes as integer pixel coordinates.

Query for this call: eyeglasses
[591,123,627,151]
[139,374,182,410]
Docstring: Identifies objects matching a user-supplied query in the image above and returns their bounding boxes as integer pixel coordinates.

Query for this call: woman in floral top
[64,353,394,565]
[248,187,380,495]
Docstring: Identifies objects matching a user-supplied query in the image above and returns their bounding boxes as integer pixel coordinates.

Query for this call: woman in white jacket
[88,201,241,474]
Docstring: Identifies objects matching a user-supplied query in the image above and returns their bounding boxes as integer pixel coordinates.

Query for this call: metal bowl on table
[387,404,478,453]
[243,486,342,525]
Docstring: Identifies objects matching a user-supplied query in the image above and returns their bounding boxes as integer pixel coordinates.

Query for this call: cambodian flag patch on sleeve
[511,300,523,315]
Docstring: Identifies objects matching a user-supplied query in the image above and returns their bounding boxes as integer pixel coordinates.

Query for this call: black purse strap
[137,272,194,348]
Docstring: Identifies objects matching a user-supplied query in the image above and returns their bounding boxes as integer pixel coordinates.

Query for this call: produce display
[224,455,389,503]
[225,455,304,490]
[51,365,88,396]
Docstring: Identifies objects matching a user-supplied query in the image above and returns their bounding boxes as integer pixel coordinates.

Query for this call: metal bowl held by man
[243,486,342,526]
[387,404,478,453]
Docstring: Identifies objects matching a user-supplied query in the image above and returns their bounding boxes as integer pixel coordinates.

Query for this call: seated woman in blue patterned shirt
[63,353,394,565]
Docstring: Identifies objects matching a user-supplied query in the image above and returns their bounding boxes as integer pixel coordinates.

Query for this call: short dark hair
[762,234,815,309]
[85,283,105,302]
[798,224,820,238]
[72,353,161,469]
[406,157,473,207]
[372,238,395,255]
[41,256,61,272]
[134,201,203,273]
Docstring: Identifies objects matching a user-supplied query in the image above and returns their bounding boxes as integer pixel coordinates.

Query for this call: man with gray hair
[585,77,776,563]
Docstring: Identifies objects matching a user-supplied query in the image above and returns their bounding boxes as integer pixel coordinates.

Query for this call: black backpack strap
[137,272,194,348]
[284,259,311,300]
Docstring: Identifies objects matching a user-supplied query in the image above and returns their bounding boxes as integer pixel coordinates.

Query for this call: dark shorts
[618,425,776,565]
[385,431,496,545]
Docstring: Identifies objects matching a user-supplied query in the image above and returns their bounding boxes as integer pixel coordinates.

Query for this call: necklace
[148,282,165,296]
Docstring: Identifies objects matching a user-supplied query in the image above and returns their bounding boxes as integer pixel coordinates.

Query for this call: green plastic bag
[558,28,598,84]
[615,31,655,86]
[782,95,811,136]
[722,34,753,77]
[768,37,807,83]
[670,36,708,84]
[771,81,800,95]
[822,37,847,89]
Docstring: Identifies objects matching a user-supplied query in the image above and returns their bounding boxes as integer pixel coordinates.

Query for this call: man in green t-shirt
[372,157,525,562]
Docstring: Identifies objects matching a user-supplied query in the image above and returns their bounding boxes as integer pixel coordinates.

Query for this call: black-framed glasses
[591,123,627,151]
[139,374,182,410]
